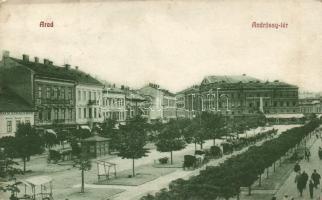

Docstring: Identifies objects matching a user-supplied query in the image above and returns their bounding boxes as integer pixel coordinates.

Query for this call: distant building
[102,86,126,123]
[299,98,322,114]
[124,88,149,120]
[0,87,34,137]
[139,83,176,122]
[177,74,300,119]
[74,66,104,128]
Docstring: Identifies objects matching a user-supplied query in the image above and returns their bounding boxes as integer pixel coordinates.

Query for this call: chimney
[34,57,39,63]
[64,64,71,70]
[75,66,79,70]
[22,54,29,62]
[44,59,50,65]
[2,50,9,58]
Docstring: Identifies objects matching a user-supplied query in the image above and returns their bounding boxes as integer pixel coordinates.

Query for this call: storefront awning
[46,129,57,136]
[80,125,91,131]
[23,176,52,186]
[265,114,304,119]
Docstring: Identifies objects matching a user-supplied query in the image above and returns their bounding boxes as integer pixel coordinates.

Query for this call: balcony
[88,100,99,106]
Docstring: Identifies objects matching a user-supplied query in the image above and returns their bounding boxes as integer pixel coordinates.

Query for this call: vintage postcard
[0,0,322,200]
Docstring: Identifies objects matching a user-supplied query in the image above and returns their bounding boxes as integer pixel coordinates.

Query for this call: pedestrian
[309,178,314,199]
[311,169,321,188]
[294,162,301,173]
[305,149,311,161]
[297,171,309,196]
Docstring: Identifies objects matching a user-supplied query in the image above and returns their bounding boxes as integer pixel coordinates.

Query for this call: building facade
[299,98,322,114]
[138,83,176,122]
[177,75,299,118]
[102,86,126,123]
[76,83,104,127]
[0,87,34,137]
[0,51,102,129]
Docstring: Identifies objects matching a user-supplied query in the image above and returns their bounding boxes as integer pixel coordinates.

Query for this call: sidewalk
[274,136,322,200]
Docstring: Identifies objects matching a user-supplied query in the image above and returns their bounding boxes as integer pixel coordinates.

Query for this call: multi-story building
[75,70,104,127]
[138,83,176,122]
[176,85,199,119]
[299,98,322,114]
[102,86,126,123]
[0,51,102,129]
[124,88,149,120]
[178,75,299,119]
[0,87,34,137]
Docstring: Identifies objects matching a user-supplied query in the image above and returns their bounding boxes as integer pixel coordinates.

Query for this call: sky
[1,0,322,93]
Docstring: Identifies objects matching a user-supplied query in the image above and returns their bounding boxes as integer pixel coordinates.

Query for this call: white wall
[76,84,103,124]
[0,112,34,137]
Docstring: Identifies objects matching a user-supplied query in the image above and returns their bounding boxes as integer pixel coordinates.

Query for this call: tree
[100,118,120,151]
[156,120,186,164]
[14,123,43,173]
[201,112,225,145]
[73,153,92,193]
[42,130,58,150]
[118,116,149,177]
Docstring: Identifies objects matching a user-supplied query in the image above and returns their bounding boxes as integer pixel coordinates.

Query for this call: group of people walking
[294,162,321,199]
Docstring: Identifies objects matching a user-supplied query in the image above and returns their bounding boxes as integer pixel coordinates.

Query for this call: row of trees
[96,113,266,177]
[141,119,321,200]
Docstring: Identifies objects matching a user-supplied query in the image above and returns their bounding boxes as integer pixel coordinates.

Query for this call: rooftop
[0,87,34,112]
[200,75,297,89]
[202,75,261,84]
[9,57,103,86]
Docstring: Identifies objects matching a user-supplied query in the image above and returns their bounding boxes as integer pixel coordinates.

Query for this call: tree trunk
[273,162,276,172]
[237,192,240,200]
[248,186,252,196]
[213,138,216,145]
[194,142,197,151]
[132,158,135,177]
[170,151,173,165]
[266,167,269,178]
[200,142,203,150]
[259,174,262,187]
[81,169,84,193]
[23,157,26,173]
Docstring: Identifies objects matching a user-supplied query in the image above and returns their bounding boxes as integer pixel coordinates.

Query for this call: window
[89,91,91,100]
[38,86,42,98]
[89,108,92,118]
[78,90,81,101]
[47,110,51,120]
[61,88,65,100]
[94,92,97,100]
[16,120,21,129]
[7,121,12,133]
[25,119,30,124]
[46,87,50,99]
[83,91,86,101]
[94,108,97,118]
[78,108,82,119]
[84,108,87,118]
[39,111,43,121]
[53,87,58,99]
[67,88,72,100]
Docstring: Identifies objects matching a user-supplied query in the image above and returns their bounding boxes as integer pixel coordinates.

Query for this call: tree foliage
[156,120,186,164]
[141,119,321,200]
[117,116,149,176]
